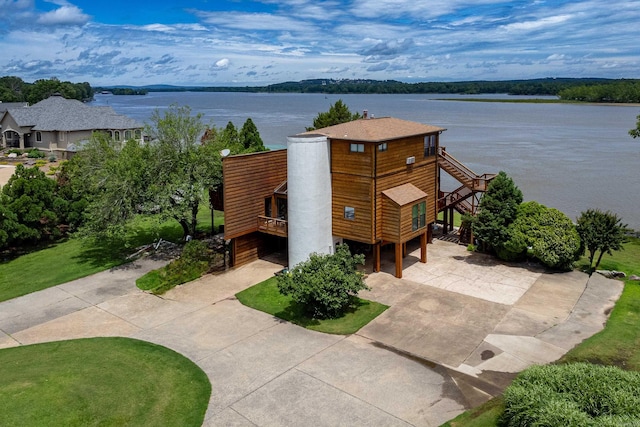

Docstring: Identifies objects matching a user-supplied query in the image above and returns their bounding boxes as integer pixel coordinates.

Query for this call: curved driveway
[0,240,623,426]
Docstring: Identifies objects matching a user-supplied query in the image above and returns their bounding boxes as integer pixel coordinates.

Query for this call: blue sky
[2,0,639,86]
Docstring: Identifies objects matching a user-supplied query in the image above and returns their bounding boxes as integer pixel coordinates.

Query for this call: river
[91,92,640,230]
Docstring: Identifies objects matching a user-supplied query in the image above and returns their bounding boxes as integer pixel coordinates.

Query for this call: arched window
[114,131,121,141]
[124,130,132,140]
[36,131,42,142]
[134,129,142,140]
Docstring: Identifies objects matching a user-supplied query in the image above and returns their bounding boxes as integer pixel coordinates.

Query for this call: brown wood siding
[381,197,401,242]
[331,173,375,243]
[223,150,287,240]
[376,134,439,175]
[232,232,275,267]
[375,162,438,241]
[330,139,374,177]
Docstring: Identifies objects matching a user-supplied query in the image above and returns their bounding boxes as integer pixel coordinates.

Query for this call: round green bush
[501,363,640,426]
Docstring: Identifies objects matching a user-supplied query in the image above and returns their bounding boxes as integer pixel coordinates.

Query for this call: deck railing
[257,216,288,237]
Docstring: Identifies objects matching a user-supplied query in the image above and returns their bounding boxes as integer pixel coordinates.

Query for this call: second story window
[36,132,42,142]
[378,142,388,152]
[350,143,364,153]
[424,135,436,157]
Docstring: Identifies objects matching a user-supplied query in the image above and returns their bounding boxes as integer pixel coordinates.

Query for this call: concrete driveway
[0,240,623,426]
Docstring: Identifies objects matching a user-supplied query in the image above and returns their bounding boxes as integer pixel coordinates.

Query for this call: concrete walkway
[0,241,624,426]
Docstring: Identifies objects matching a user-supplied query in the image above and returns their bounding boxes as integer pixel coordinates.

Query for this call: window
[125,130,132,140]
[378,142,387,152]
[134,129,142,140]
[264,197,272,217]
[424,134,436,157]
[114,131,121,141]
[344,206,355,220]
[350,143,364,153]
[412,201,426,231]
[36,132,42,142]
[59,132,65,142]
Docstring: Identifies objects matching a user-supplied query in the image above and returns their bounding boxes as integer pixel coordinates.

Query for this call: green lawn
[443,237,640,427]
[0,209,224,302]
[0,337,211,427]
[236,277,388,335]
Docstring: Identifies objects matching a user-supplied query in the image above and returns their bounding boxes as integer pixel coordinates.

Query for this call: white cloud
[37,5,90,26]
[214,58,230,69]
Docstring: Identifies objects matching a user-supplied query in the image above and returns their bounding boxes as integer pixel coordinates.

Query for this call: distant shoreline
[435,98,640,107]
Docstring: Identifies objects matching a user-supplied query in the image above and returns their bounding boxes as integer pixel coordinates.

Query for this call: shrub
[26,149,45,158]
[499,201,581,270]
[48,155,57,162]
[277,244,369,319]
[136,239,211,294]
[501,363,640,426]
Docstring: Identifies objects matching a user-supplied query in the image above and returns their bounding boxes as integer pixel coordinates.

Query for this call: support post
[395,243,402,278]
[420,231,427,263]
[427,223,433,243]
[402,242,407,258]
[373,242,381,273]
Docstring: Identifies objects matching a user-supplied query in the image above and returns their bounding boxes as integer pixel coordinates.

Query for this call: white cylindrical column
[287,134,333,268]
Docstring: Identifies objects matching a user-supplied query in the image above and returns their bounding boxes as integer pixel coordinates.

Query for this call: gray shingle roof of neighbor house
[0,102,29,113]
[6,94,143,132]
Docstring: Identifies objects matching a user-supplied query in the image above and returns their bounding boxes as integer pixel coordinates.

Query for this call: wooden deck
[257,216,288,237]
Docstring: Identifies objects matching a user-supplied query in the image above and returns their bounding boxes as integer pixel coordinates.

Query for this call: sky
[1,0,639,86]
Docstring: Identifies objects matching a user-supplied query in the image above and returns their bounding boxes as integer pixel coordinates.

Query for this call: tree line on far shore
[5,75,640,104]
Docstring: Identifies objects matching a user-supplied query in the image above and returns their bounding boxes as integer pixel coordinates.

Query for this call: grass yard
[444,237,640,427]
[0,209,223,302]
[0,337,211,427]
[236,277,388,335]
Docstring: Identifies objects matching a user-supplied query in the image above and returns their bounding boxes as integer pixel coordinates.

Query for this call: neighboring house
[223,115,494,278]
[0,94,143,158]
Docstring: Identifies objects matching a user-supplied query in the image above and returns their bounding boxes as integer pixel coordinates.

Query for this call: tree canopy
[630,114,640,139]
[0,165,67,248]
[64,105,267,241]
[576,209,628,272]
[306,99,362,131]
[0,76,93,103]
[472,171,523,253]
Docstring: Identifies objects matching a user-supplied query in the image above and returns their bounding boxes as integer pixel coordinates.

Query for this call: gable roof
[300,117,445,142]
[382,183,428,206]
[5,95,142,132]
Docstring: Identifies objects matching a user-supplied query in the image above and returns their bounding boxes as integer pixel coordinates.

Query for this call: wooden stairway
[437,148,496,240]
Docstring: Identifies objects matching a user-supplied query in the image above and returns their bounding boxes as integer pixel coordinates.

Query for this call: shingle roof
[382,183,428,206]
[300,117,445,142]
[6,95,142,131]
[0,102,28,112]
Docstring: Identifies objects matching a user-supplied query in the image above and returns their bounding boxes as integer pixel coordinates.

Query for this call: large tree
[576,209,628,272]
[73,106,269,240]
[472,171,523,253]
[306,99,362,131]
